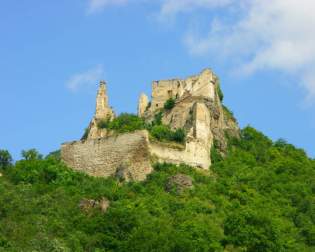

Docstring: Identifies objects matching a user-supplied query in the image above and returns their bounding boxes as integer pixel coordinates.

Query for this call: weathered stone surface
[95,80,115,120]
[149,69,216,112]
[62,131,153,181]
[143,68,239,155]
[86,81,115,140]
[138,93,149,118]
[150,102,212,169]
[165,174,193,194]
[62,68,240,181]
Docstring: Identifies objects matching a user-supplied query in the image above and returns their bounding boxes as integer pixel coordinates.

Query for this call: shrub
[152,111,163,126]
[150,125,186,143]
[150,125,172,141]
[172,128,186,143]
[97,119,110,129]
[0,149,12,169]
[164,98,175,110]
[98,113,145,133]
[216,79,224,102]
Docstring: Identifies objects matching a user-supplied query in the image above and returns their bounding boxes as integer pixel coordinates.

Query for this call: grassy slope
[0,127,314,252]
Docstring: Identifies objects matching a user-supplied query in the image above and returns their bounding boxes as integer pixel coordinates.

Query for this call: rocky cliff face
[139,68,239,155]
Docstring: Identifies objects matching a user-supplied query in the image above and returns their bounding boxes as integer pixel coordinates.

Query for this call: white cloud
[87,0,232,17]
[184,0,315,101]
[159,0,232,20]
[66,65,104,92]
[87,0,130,14]
[84,0,315,101]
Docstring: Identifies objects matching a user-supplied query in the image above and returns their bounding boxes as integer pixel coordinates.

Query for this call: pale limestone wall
[150,140,210,169]
[150,69,217,112]
[87,81,115,140]
[63,68,240,181]
[61,130,153,181]
[138,93,149,117]
[150,102,212,169]
[95,81,114,120]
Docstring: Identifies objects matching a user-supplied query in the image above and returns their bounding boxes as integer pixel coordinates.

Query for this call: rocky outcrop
[62,68,240,181]
[79,197,110,214]
[165,174,193,194]
[140,68,239,155]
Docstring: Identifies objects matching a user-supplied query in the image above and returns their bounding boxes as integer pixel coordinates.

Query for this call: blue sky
[1,0,314,160]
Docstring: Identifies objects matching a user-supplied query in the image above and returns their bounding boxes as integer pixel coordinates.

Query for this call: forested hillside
[0,127,314,251]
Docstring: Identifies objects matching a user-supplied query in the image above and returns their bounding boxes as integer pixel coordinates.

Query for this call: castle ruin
[61,69,239,181]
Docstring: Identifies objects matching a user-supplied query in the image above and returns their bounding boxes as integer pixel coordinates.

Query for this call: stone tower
[84,81,115,140]
[138,93,149,117]
[95,80,115,120]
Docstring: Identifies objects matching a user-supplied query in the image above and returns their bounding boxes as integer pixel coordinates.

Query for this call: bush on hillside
[150,125,185,143]
[97,113,145,133]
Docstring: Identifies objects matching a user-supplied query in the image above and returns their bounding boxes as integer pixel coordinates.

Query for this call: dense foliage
[0,150,12,169]
[97,113,145,133]
[96,113,186,144]
[150,125,186,144]
[1,127,314,251]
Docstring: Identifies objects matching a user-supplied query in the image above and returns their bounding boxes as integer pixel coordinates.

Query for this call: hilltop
[61,69,239,181]
[0,69,314,251]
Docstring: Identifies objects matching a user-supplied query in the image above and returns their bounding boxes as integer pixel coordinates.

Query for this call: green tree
[0,149,12,169]
[21,149,43,161]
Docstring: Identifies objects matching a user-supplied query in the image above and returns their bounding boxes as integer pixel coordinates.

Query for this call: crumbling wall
[150,140,210,169]
[149,69,217,113]
[61,130,153,181]
[150,102,212,169]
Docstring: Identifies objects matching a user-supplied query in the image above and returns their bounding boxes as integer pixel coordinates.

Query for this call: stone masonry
[61,69,240,181]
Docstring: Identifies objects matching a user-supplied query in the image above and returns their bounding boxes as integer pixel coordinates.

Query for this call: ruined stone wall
[87,81,115,140]
[150,69,217,112]
[61,130,153,181]
[138,93,149,118]
[62,68,240,181]
[95,81,114,120]
[150,140,211,169]
[150,102,212,169]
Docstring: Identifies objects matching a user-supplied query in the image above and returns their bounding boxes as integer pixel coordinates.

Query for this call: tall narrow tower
[95,80,114,120]
[83,80,115,140]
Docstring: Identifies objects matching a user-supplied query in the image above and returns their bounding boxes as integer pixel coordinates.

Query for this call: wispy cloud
[66,65,104,92]
[87,0,130,14]
[184,0,315,103]
[158,0,233,20]
[87,0,231,17]
[84,0,315,102]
